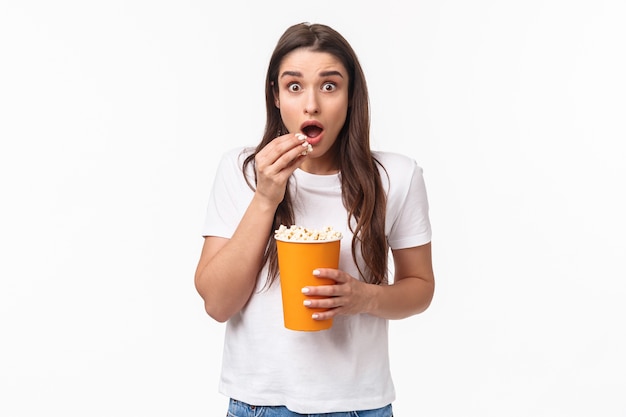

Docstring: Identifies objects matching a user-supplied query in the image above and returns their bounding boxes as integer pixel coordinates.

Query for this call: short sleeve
[385,157,432,249]
[201,147,255,238]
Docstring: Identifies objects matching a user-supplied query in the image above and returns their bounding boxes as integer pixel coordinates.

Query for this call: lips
[300,121,324,145]
[300,120,324,138]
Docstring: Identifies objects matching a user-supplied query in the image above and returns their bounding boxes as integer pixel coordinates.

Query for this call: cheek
[330,98,349,116]
[279,107,300,132]
[330,105,348,128]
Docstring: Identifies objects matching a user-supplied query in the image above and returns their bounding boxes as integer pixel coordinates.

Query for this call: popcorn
[274,225,343,242]
[301,142,313,156]
[296,133,313,156]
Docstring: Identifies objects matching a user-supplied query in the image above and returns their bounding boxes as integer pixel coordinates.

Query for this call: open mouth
[301,122,323,139]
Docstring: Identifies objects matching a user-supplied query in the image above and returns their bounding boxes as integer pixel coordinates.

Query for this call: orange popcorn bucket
[275,238,340,331]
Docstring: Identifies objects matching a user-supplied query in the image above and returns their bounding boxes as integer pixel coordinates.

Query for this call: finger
[303,296,340,310]
[301,284,338,297]
[258,132,309,164]
[256,141,310,179]
[312,268,344,283]
[312,308,340,321]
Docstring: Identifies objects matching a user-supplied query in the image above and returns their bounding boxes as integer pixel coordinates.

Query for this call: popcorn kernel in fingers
[300,142,313,156]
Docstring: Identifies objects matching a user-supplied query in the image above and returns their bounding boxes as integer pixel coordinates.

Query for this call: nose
[304,91,320,115]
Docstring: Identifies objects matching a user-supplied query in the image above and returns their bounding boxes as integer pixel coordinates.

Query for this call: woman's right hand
[254,132,310,206]
[194,132,311,322]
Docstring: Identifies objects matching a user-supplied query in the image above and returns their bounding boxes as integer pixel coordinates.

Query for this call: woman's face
[274,48,349,174]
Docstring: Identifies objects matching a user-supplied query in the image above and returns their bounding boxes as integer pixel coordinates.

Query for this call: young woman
[195,22,435,416]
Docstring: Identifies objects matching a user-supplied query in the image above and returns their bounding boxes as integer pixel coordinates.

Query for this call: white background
[1,0,625,415]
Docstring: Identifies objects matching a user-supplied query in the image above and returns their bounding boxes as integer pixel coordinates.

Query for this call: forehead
[279,48,347,76]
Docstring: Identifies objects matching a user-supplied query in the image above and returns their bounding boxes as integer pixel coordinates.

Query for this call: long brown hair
[243,22,388,288]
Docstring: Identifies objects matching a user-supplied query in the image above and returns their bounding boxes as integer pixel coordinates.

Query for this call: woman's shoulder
[215,146,255,171]
[372,150,421,175]
[371,151,426,198]
[211,146,257,185]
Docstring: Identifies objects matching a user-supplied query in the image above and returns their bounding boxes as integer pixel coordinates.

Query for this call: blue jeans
[227,398,393,417]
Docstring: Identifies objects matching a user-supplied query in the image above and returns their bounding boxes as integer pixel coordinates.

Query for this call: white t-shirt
[202,146,431,413]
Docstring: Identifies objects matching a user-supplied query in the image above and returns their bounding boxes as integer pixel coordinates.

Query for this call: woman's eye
[287,83,301,92]
[322,82,336,92]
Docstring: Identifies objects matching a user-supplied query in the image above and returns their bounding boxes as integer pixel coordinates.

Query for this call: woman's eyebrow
[279,70,344,78]
[319,70,344,78]
[280,70,302,78]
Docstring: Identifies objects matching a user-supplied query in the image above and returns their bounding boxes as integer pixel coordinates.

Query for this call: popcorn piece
[274,224,343,242]
[300,142,313,156]
[294,133,312,155]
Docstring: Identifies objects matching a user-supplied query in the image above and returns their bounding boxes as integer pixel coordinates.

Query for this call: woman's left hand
[301,269,375,320]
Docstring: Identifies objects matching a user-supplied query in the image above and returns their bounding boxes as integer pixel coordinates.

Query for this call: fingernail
[303,300,312,306]
[312,314,320,319]
[301,287,310,294]
[312,270,320,276]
